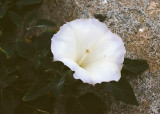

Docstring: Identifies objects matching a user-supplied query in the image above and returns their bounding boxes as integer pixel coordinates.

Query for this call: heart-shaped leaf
[35,19,55,28]
[103,77,139,105]
[0,89,18,114]
[35,31,54,53]
[33,109,49,114]
[22,76,55,101]
[23,71,67,101]
[0,32,16,58]
[0,48,7,65]
[16,39,35,59]
[0,3,8,19]
[66,93,106,114]
[8,11,23,28]
[122,58,149,74]
[0,67,18,89]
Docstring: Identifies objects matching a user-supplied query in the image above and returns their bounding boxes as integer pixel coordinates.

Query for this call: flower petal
[85,60,122,85]
[59,58,93,83]
[80,31,126,68]
[68,19,109,63]
[51,23,77,61]
[51,18,126,85]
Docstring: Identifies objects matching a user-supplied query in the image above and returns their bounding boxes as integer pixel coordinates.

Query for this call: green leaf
[0,89,18,114]
[0,67,18,89]
[0,32,16,58]
[66,93,106,114]
[2,46,15,59]
[22,76,54,101]
[23,70,68,101]
[16,39,35,59]
[16,0,42,6]
[35,31,54,53]
[94,14,106,22]
[0,47,8,58]
[52,74,66,98]
[8,11,23,28]
[0,30,2,36]
[0,48,7,65]
[26,10,38,23]
[0,3,8,19]
[35,19,55,28]
[122,58,149,74]
[26,19,55,30]
[103,77,139,105]
[25,10,38,30]
[41,58,66,71]
[33,109,49,114]
[18,60,36,81]
[0,43,15,59]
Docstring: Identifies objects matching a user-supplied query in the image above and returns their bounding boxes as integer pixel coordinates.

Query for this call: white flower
[51,18,126,85]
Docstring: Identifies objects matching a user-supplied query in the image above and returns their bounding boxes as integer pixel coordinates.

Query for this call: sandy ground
[38,0,160,113]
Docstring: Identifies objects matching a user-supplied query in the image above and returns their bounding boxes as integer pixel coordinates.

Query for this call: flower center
[78,49,90,67]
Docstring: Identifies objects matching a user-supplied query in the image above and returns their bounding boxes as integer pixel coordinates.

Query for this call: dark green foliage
[102,58,149,106]
[0,32,16,58]
[33,109,49,114]
[35,31,54,53]
[22,75,55,101]
[0,0,43,32]
[103,77,139,106]
[0,1,59,113]
[0,2,8,19]
[26,19,56,30]
[23,70,68,101]
[15,95,53,114]
[0,89,18,114]
[16,39,35,59]
[0,1,149,113]
[94,14,107,22]
[36,19,56,28]
[0,30,57,113]
[122,58,149,74]
[0,49,7,65]
[0,67,18,89]
[8,11,23,28]
[0,55,19,114]
[66,93,106,114]
[16,0,42,6]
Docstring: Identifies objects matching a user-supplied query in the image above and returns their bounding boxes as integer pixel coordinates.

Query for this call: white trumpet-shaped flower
[51,18,126,85]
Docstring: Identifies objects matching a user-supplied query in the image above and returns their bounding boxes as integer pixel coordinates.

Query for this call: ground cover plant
[0,0,149,114]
